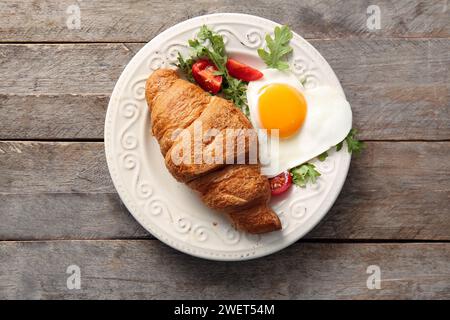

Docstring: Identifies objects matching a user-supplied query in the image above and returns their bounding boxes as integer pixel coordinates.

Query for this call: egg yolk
[258,83,307,138]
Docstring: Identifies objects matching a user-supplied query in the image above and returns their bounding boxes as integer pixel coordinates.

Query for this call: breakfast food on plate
[145,25,364,234]
[176,25,363,188]
[146,69,245,181]
[247,68,353,176]
[145,69,282,234]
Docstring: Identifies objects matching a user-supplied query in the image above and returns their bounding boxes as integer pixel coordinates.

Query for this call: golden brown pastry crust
[188,165,270,213]
[145,69,282,234]
[228,204,282,234]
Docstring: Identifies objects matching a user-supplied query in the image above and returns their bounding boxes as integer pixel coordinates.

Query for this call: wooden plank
[0,193,148,240]
[320,39,450,140]
[309,141,450,240]
[1,40,448,95]
[0,241,448,299]
[0,0,449,42]
[0,95,108,140]
[0,39,448,140]
[0,43,142,96]
[0,141,112,194]
[0,141,449,240]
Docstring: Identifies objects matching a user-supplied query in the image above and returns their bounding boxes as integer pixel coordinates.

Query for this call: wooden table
[0,0,449,299]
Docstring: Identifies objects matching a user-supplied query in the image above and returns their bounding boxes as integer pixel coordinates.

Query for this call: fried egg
[246,69,352,176]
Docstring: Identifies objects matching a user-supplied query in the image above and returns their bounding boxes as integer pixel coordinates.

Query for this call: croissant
[145,69,281,234]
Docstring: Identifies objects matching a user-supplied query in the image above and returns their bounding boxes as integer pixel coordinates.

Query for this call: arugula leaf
[189,27,228,76]
[223,78,249,116]
[176,52,195,83]
[258,25,293,70]
[345,129,365,155]
[336,129,365,155]
[197,25,226,58]
[188,39,208,58]
[317,151,328,161]
[290,163,321,187]
[183,25,250,116]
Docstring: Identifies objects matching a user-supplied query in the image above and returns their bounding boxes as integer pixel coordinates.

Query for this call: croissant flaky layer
[145,69,281,234]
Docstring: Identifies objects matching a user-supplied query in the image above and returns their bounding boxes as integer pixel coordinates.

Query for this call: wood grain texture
[0,43,142,95]
[0,95,108,140]
[0,0,448,301]
[0,241,449,299]
[0,0,449,42]
[0,39,449,140]
[0,193,148,240]
[1,141,449,240]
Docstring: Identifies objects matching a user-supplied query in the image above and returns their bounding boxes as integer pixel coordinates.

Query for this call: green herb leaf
[176,25,250,116]
[175,52,195,83]
[336,129,365,155]
[317,151,328,161]
[198,25,226,58]
[190,26,228,76]
[345,129,365,155]
[289,163,321,188]
[258,25,293,70]
[223,77,249,116]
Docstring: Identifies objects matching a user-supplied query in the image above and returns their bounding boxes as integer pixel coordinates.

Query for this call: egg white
[246,68,352,176]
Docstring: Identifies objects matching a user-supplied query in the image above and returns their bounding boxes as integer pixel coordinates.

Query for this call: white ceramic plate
[105,13,351,261]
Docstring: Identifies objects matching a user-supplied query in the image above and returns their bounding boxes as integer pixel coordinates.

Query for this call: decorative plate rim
[105,13,351,261]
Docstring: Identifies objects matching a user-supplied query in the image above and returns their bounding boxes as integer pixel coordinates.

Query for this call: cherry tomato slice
[226,58,263,82]
[269,171,293,196]
[191,59,222,94]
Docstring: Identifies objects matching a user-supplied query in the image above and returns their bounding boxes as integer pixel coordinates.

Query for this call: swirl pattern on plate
[104,13,350,260]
